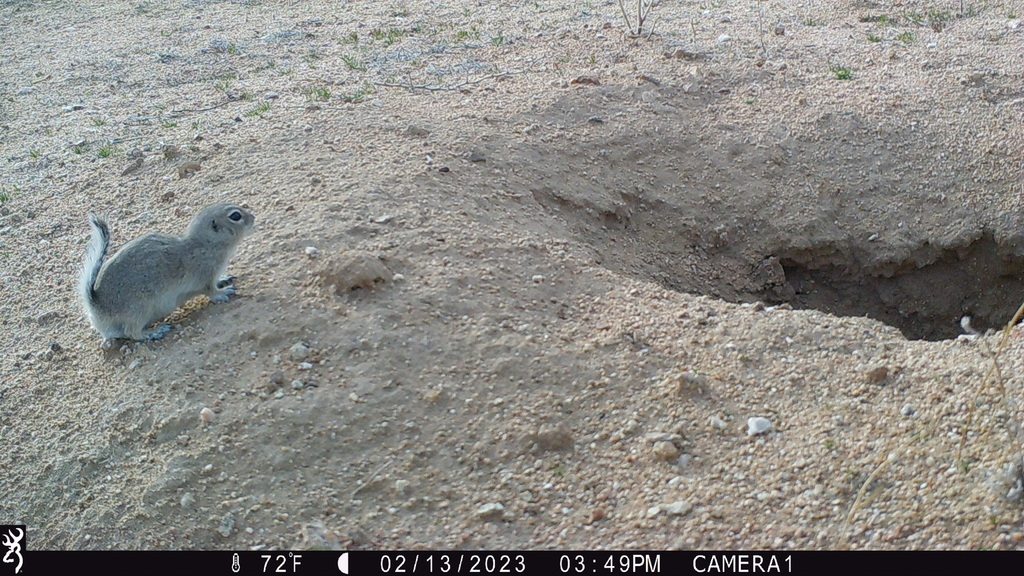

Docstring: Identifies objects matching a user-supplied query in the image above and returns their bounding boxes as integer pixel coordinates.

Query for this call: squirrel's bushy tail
[79,214,109,305]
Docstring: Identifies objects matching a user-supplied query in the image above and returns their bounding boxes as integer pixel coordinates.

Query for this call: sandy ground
[1,0,1023,550]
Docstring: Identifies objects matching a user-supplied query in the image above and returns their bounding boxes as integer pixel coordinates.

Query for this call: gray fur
[79,203,255,346]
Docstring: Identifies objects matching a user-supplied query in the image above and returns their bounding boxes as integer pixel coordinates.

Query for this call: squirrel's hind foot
[144,322,173,341]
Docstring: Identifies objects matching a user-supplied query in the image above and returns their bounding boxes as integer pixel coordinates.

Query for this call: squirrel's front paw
[210,284,237,303]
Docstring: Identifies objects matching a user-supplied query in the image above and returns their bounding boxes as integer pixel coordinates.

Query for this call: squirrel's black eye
[228,210,242,221]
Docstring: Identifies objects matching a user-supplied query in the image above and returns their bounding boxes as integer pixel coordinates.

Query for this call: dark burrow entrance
[501,82,1024,342]
[764,234,1024,341]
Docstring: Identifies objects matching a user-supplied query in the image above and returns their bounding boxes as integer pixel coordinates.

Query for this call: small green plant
[341,54,366,71]
[162,120,177,128]
[490,33,505,46]
[305,86,332,101]
[97,143,115,158]
[213,78,232,92]
[191,120,202,131]
[0,185,17,204]
[859,14,891,24]
[92,117,106,126]
[823,438,835,450]
[370,27,403,46]
[226,42,240,55]
[927,10,952,31]
[340,83,375,103]
[866,32,882,42]
[244,101,271,117]
[28,149,40,159]
[72,143,87,154]
[803,17,820,26]
[830,65,852,80]
[303,50,320,64]
[552,463,565,476]
[343,31,359,44]
[896,30,916,43]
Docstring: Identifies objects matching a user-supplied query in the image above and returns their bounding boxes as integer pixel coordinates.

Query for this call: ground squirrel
[79,202,255,346]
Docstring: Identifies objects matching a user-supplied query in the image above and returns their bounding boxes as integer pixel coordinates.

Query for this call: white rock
[289,342,310,361]
[710,416,727,429]
[199,407,216,424]
[291,380,305,390]
[531,274,545,283]
[747,416,772,436]
[717,34,732,44]
[663,501,693,516]
[305,246,319,258]
[476,502,505,520]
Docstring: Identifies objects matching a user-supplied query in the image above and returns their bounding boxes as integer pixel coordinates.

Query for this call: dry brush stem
[617,0,658,37]
[844,299,1024,544]
[956,299,1024,465]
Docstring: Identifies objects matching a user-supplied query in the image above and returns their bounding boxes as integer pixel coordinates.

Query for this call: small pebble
[298,362,313,370]
[653,441,681,461]
[717,34,732,44]
[289,342,310,361]
[305,246,319,258]
[710,416,727,429]
[291,380,305,390]
[663,501,693,516]
[677,454,693,469]
[900,404,915,416]
[475,502,505,520]
[217,513,234,538]
[531,275,545,283]
[199,407,216,424]
[265,92,279,100]
[747,417,772,436]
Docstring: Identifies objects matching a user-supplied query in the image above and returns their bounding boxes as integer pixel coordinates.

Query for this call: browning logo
[1,526,24,575]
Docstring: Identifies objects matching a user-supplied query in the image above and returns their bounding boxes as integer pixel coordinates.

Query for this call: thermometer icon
[232,553,240,573]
